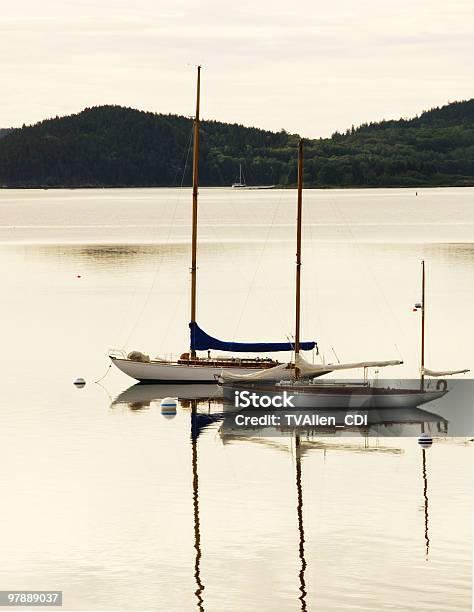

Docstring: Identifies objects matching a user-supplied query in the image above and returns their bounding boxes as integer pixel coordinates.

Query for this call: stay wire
[115,128,195,349]
[231,185,289,343]
[120,123,195,350]
[94,363,112,383]
[305,199,329,362]
[327,195,408,360]
[195,182,289,342]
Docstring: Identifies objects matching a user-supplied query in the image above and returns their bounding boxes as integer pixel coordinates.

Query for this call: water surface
[0,187,471,610]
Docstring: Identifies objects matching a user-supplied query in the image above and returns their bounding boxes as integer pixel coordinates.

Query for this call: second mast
[190,66,201,356]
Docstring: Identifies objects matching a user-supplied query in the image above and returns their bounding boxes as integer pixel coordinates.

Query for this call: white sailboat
[231,164,246,188]
[219,141,468,407]
[110,68,315,383]
[231,163,275,189]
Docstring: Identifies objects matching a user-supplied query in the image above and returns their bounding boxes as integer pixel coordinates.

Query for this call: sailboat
[219,140,468,407]
[231,164,246,188]
[109,68,315,383]
[231,163,275,189]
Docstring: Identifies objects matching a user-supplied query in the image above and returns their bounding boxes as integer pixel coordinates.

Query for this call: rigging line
[94,379,114,403]
[115,267,141,349]
[195,185,274,298]
[305,205,327,360]
[195,184,289,341]
[194,159,292,340]
[265,191,299,335]
[159,137,270,343]
[171,117,195,187]
[394,343,404,360]
[328,195,407,359]
[121,124,195,349]
[116,127,194,349]
[160,285,187,355]
[94,363,112,383]
[231,187,288,343]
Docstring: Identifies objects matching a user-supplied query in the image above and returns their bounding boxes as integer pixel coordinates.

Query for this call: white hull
[110,357,283,383]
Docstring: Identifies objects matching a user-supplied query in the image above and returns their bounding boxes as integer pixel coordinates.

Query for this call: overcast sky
[1,0,473,137]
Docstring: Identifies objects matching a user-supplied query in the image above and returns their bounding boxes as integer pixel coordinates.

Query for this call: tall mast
[190,66,201,357]
[420,259,425,391]
[294,139,303,378]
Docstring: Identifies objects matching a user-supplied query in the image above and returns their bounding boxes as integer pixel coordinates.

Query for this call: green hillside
[0,100,473,188]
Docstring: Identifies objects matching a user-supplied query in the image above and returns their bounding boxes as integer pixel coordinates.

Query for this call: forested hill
[0,100,473,188]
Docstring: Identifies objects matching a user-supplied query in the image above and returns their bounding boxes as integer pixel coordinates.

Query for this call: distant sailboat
[231,163,275,189]
[231,164,246,188]
[109,68,315,383]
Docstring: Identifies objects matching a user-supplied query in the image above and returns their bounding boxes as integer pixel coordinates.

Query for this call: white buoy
[160,397,177,418]
[418,434,433,448]
[73,377,86,388]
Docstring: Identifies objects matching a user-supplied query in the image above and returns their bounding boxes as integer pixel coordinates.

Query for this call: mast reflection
[295,435,308,611]
[422,448,430,560]
[191,400,205,611]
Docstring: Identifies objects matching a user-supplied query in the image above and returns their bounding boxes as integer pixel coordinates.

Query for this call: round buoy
[73,377,86,388]
[418,434,433,448]
[160,397,177,418]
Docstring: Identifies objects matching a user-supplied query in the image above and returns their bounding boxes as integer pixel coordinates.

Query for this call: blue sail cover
[190,322,316,353]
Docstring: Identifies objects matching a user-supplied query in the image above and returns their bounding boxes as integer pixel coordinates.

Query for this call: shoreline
[1,182,474,190]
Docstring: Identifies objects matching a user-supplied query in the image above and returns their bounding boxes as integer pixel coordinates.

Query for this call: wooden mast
[420,259,425,391]
[294,139,303,378]
[190,66,201,357]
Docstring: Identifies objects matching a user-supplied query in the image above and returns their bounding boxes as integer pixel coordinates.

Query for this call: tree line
[0,100,473,188]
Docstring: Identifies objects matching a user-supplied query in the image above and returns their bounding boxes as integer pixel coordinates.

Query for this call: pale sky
[1,0,473,137]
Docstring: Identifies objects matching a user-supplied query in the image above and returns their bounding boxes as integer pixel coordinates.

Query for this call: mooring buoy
[160,397,177,418]
[418,434,433,448]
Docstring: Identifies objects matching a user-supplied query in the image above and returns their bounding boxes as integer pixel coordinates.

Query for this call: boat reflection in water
[220,399,449,440]
[111,383,221,410]
[110,382,442,608]
[110,381,450,439]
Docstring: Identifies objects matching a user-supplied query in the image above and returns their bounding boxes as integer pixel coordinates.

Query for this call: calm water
[0,187,472,611]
